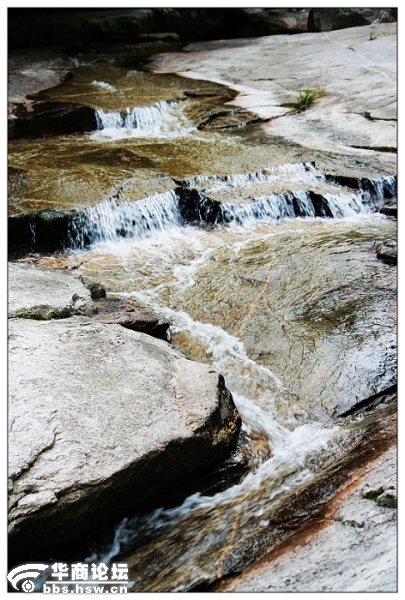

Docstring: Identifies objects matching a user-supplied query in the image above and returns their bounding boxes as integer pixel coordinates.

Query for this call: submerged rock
[8,317,241,562]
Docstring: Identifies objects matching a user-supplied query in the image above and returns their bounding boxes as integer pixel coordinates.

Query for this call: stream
[8,44,397,592]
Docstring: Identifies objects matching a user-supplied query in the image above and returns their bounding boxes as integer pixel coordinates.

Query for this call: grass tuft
[295,87,325,112]
[362,487,384,502]
[282,87,326,114]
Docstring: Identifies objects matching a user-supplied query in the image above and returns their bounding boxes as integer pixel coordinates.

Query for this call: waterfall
[178,162,318,190]
[321,192,366,218]
[69,190,181,247]
[219,191,316,224]
[63,165,392,251]
[95,101,172,131]
[360,175,397,208]
[93,101,195,138]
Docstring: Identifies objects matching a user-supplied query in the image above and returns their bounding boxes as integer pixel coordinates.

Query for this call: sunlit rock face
[8,315,240,562]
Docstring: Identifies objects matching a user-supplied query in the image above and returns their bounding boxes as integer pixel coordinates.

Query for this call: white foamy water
[92,80,116,91]
[322,192,367,218]
[219,190,316,223]
[92,101,195,139]
[72,213,393,590]
[98,416,352,574]
[70,190,181,246]
[94,284,357,585]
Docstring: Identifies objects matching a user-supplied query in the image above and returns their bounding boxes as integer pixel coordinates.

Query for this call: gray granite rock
[151,23,397,158]
[8,316,240,561]
[308,8,396,32]
[8,262,95,319]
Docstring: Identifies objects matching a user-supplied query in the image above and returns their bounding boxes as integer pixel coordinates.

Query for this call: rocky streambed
[8,17,397,592]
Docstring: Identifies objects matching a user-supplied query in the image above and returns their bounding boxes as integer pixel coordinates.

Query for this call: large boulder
[8,316,241,562]
[8,8,226,49]
[308,8,397,32]
[8,8,182,49]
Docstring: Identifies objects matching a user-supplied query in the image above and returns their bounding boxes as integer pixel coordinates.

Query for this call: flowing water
[9,46,397,591]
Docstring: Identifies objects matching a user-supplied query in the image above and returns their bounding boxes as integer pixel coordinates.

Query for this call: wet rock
[220,8,309,38]
[333,385,397,419]
[11,100,97,139]
[89,297,170,340]
[375,240,397,264]
[221,446,397,592]
[376,490,397,509]
[196,108,269,131]
[80,279,107,301]
[379,203,397,218]
[177,187,222,225]
[308,8,397,32]
[8,210,78,255]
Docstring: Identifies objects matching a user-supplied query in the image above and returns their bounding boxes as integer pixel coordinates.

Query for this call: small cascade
[219,191,317,224]
[93,101,194,138]
[69,190,181,247]
[324,174,397,209]
[10,162,394,255]
[178,162,317,190]
[360,175,397,208]
[174,162,397,228]
[177,186,366,227]
[321,192,366,218]
[95,102,171,130]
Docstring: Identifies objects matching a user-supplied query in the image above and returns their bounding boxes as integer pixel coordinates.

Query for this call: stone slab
[8,262,93,319]
[8,316,240,561]
[151,23,397,156]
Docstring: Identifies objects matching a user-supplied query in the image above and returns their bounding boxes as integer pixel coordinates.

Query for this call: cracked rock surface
[151,23,396,158]
[8,316,240,561]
